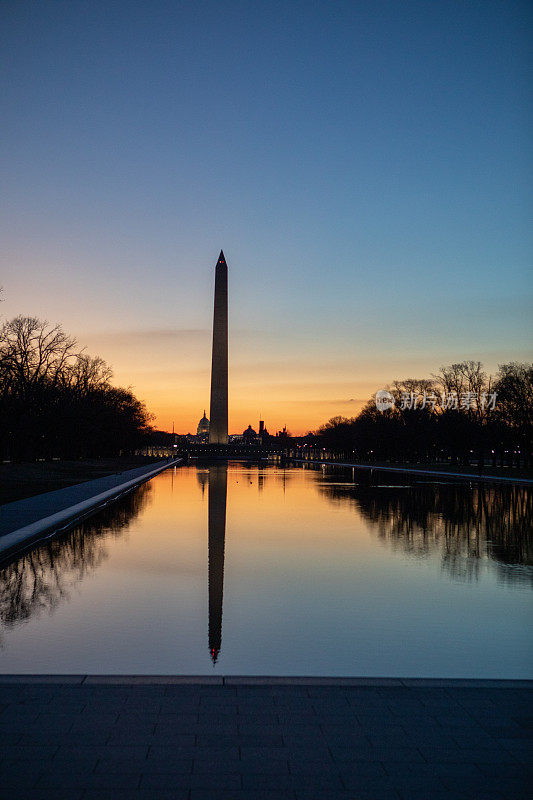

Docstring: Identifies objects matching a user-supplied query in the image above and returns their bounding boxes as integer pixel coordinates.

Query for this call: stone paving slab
[0,678,531,798]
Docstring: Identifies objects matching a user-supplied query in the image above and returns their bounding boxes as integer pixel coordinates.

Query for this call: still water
[0,463,531,677]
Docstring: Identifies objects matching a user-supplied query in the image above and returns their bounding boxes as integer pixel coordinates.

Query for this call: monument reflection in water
[207,464,227,664]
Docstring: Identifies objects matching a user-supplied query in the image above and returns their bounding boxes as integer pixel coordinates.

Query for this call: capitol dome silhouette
[197,410,210,439]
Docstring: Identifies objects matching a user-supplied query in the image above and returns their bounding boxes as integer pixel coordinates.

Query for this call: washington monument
[209,250,228,444]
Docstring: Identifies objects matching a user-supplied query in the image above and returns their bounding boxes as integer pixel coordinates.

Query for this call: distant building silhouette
[258,419,270,445]
[242,424,258,445]
[276,425,289,441]
[197,410,210,443]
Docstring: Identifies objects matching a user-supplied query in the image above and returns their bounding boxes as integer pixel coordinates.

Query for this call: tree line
[308,360,533,470]
[0,316,153,461]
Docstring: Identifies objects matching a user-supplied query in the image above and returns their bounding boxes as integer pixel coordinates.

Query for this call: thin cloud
[273,398,368,406]
[80,328,210,346]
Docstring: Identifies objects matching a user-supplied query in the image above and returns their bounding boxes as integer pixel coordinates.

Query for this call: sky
[1,0,531,435]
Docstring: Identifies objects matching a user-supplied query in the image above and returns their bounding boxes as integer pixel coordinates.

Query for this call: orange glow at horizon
[76,324,523,437]
[108,365,374,436]
[75,327,483,436]
[78,328,386,435]
[111,376,371,436]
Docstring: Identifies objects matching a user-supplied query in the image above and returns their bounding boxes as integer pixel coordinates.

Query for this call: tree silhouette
[316,474,532,585]
[0,316,153,460]
[0,482,152,639]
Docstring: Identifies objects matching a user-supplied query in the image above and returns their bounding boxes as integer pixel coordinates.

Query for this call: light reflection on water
[0,464,531,677]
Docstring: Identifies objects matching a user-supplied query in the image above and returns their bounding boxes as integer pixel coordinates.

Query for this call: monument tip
[218,249,226,264]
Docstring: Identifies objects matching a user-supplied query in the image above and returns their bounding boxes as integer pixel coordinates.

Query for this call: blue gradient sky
[1,0,531,433]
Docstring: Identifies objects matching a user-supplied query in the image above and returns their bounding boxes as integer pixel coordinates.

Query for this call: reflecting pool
[0,463,531,677]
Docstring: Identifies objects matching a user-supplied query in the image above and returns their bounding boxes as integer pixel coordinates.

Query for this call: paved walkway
[0,459,181,558]
[0,677,530,799]
[292,459,533,486]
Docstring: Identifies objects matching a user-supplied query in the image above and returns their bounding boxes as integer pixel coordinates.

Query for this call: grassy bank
[0,457,166,504]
